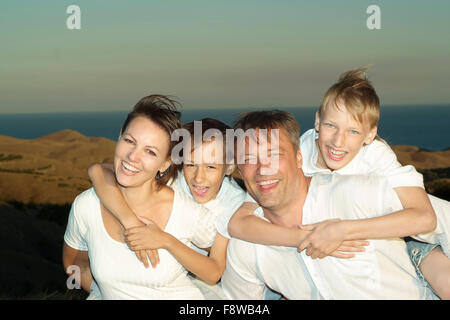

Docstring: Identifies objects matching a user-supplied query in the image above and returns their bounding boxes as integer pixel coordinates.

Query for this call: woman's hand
[297,219,369,259]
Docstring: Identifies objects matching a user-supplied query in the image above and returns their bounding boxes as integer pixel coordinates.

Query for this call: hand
[134,249,160,269]
[124,219,169,266]
[122,215,160,268]
[298,219,369,259]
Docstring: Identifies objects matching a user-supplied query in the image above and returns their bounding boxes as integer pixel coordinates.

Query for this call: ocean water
[1,105,449,151]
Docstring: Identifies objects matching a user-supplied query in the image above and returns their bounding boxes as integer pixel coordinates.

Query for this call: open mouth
[192,184,210,197]
[326,147,347,161]
[121,160,141,174]
[256,179,279,193]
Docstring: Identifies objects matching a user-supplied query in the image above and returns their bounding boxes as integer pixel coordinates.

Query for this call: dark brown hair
[120,94,182,188]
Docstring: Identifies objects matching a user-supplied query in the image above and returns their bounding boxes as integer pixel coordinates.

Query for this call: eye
[349,130,360,135]
[184,163,195,167]
[323,122,335,128]
[207,165,217,170]
[146,149,157,156]
[124,137,134,144]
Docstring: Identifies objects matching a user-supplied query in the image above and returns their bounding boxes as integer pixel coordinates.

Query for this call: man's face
[315,100,377,171]
[238,128,303,211]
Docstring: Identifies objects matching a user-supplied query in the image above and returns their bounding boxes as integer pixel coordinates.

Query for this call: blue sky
[1,0,449,113]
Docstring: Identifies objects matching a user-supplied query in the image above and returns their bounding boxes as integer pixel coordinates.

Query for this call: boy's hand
[134,249,160,269]
[298,219,369,259]
[124,218,169,267]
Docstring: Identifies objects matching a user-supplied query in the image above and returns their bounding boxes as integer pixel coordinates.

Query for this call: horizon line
[1,103,450,115]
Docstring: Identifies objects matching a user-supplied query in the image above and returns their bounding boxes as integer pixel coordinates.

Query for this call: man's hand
[298,219,369,259]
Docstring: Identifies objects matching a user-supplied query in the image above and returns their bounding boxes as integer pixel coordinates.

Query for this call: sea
[1,104,449,151]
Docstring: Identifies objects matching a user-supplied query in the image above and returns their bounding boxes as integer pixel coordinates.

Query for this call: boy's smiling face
[183,140,234,204]
[315,100,377,171]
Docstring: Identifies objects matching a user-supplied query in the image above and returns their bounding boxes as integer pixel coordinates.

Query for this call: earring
[156,166,171,180]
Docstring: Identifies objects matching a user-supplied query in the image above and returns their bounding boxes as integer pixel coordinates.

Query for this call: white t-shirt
[171,172,246,239]
[64,188,217,300]
[222,174,438,300]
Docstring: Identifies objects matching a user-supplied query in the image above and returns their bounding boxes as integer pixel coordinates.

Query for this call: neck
[118,179,159,212]
[263,173,311,228]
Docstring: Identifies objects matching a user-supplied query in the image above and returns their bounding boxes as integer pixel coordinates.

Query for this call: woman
[62,95,217,299]
[88,118,247,299]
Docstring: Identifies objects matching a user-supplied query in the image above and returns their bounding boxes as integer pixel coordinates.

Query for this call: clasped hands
[123,216,166,269]
[298,218,369,259]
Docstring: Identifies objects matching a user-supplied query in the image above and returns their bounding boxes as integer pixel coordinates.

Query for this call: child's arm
[88,163,159,268]
[228,202,366,259]
[297,187,437,259]
[88,163,143,228]
[342,186,436,239]
[125,220,228,285]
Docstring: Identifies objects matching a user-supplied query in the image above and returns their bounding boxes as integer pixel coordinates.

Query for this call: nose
[127,147,140,163]
[193,166,206,184]
[257,155,278,176]
[332,130,345,148]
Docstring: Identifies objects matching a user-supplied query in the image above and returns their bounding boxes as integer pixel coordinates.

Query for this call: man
[221,110,438,299]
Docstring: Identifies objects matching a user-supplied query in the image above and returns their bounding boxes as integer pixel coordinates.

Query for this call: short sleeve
[412,195,450,258]
[64,192,90,251]
[362,140,424,188]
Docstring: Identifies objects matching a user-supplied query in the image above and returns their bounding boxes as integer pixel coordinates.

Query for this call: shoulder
[218,177,246,201]
[72,188,100,215]
[362,138,398,162]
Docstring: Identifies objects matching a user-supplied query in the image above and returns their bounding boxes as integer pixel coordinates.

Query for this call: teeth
[258,180,278,186]
[329,148,345,157]
[122,161,140,173]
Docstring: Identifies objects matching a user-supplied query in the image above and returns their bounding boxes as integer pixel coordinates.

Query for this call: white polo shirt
[222,174,438,300]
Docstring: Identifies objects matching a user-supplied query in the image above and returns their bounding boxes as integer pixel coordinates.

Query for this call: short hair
[233,110,300,151]
[120,94,182,188]
[319,66,380,128]
[178,118,232,165]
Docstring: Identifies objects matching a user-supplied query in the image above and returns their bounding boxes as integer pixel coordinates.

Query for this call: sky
[1,0,449,113]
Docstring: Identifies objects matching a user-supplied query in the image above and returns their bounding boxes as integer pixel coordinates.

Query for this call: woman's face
[114,116,171,188]
[183,140,234,204]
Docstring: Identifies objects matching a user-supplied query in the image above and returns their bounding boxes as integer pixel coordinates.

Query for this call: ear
[314,111,320,132]
[159,158,172,174]
[224,164,236,176]
[296,149,303,169]
[363,126,378,145]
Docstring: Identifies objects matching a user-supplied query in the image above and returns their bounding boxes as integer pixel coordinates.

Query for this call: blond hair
[318,66,380,129]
